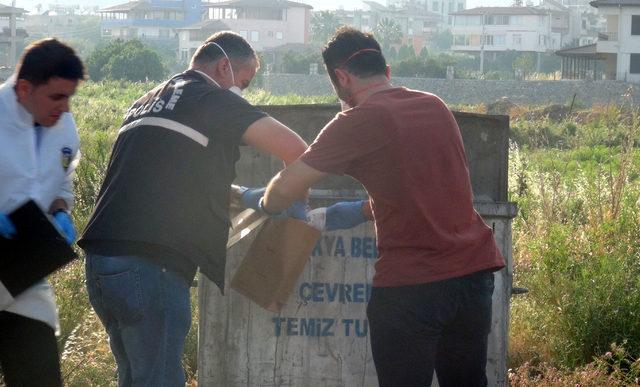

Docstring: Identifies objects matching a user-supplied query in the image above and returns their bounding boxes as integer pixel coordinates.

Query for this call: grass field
[46,80,640,386]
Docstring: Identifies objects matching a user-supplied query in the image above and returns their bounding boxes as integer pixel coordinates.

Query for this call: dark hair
[191,31,258,67]
[322,26,386,84]
[15,38,85,86]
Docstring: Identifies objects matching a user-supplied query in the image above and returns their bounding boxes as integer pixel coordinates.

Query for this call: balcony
[598,31,617,41]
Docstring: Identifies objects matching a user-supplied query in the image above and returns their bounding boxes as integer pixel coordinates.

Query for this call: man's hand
[240,186,307,220]
[326,200,369,231]
[240,187,266,212]
[0,212,16,239]
[306,200,370,232]
[52,211,76,245]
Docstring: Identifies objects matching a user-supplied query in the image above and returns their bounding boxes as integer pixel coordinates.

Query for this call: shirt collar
[193,69,221,88]
[0,76,35,128]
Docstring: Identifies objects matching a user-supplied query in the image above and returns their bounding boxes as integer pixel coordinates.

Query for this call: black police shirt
[79,70,267,289]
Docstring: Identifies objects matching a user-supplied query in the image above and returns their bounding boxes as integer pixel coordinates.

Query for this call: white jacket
[0,77,80,332]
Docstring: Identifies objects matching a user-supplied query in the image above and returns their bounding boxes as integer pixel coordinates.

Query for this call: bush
[86,40,166,82]
[510,112,640,370]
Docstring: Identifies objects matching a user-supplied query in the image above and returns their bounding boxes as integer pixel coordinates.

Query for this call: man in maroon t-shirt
[261,27,505,387]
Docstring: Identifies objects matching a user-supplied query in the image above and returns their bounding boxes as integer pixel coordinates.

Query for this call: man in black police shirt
[78,32,308,386]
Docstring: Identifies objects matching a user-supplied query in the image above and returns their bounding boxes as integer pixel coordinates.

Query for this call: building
[26,5,99,40]
[387,0,466,26]
[450,6,565,57]
[556,0,640,82]
[592,0,640,82]
[175,0,311,63]
[0,2,27,69]
[100,0,202,41]
[336,1,441,53]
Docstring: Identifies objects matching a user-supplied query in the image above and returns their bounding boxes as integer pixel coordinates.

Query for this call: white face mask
[229,85,243,96]
[206,41,242,96]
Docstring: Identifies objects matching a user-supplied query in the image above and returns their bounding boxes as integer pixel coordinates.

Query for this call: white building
[336,1,441,54]
[176,0,311,60]
[450,6,564,54]
[387,0,466,26]
[591,0,640,82]
[99,0,201,41]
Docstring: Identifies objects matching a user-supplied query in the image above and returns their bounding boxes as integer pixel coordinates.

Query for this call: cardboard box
[230,218,320,312]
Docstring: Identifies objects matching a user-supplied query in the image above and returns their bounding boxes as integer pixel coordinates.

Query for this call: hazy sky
[7,0,514,13]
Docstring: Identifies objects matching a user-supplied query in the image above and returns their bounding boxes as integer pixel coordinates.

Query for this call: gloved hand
[275,200,307,221]
[307,200,369,232]
[0,212,16,239]
[326,200,368,231]
[240,187,266,212]
[239,186,307,220]
[52,211,76,245]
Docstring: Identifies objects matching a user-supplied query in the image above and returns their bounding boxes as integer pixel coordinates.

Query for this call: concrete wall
[262,73,640,105]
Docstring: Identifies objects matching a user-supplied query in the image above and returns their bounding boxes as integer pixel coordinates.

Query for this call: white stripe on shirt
[118,117,209,147]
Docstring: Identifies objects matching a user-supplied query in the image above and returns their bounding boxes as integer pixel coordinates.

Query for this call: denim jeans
[85,254,191,387]
[367,270,495,387]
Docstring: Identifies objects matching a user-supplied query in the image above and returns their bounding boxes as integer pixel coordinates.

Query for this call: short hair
[191,31,258,67]
[322,26,386,84]
[15,38,85,86]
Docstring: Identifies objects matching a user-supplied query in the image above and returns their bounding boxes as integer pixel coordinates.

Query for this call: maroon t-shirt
[300,87,505,287]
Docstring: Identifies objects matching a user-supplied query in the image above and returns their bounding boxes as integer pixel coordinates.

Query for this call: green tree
[397,44,416,61]
[86,39,165,82]
[281,50,324,74]
[430,29,453,50]
[513,52,535,75]
[374,18,402,56]
[311,11,342,44]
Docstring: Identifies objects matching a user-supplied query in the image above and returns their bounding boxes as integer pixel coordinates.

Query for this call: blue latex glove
[53,211,76,245]
[240,186,307,220]
[0,212,16,239]
[325,200,368,231]
[240,187,266,212]
[277,200,307,221]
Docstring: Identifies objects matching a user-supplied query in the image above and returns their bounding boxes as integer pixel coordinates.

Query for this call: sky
[6,0,514,13]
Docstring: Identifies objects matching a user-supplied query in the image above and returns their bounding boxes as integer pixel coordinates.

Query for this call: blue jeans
[367,270,495,387]
[85,254,191,387]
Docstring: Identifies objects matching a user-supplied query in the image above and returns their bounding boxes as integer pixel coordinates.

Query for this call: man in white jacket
[0,38,84,386]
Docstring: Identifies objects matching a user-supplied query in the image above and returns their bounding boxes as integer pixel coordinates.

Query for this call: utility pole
[479,12,485,75]
[9,0,17,69]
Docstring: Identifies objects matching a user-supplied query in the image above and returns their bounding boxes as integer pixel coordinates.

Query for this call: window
[494,35,505,45]
[485,35,493,45]
[539,35,547,46]
[454,34,466,45]
[250,30,259,42]
[487,15,509,25]
[631,54,640,74]
[268,30,274,37]
[276,31,283,40]
[513,34,522,44]
[632,15,640,35]
[433,2,439,12]
[469,34,481,45]
[239,30,248,39]
[458,2,464,11]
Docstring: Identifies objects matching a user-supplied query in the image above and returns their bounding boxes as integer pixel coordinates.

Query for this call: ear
[14,79,33,102]
[215,57,231,76]
[333,68,351,89]
[385,65,391,79]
